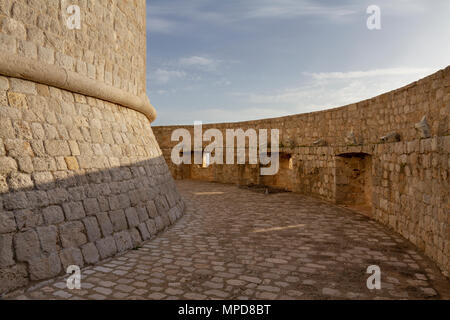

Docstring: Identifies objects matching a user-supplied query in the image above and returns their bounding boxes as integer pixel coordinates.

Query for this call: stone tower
[0,1,184,294]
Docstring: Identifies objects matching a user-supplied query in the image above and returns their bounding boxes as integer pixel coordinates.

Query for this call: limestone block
[81,243,100,265]
[0,234,14,267]
[8,172,33,191]
[59,221,87,248]
[137,222,151,241]
[147,218,158,235]
[9,78,36,95]
[0,157,18,175]
[3,191,28,210]
[14,230,40,262]
[82,216,101,242]
[82,198,100,215]
[62,201,86,221]
[114,231,133,252]
[28,253,61,281]
[0,211,16,233]
[36,225,59,253]
[136,206,149,223]
[129,228,143,247]
[96,212,113,236]
[109,209,128,232]
[95,236,117,259]
[125,207,139,228]
[42,205,65,225]
[44,140,71,156]
[7,92,27,108]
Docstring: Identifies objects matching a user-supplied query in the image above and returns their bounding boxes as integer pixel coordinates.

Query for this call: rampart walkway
[8,180,450,300]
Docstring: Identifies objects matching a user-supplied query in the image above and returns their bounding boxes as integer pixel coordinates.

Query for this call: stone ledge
[0,50,157,123]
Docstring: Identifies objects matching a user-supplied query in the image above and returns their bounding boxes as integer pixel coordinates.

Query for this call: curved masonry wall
[154,67,450,277]
[0,1,184,294]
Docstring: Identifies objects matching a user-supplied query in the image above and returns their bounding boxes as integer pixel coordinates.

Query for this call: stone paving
[7,180,450,300]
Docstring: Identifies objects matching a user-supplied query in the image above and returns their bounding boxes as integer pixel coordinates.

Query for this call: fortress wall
[153,67,450,277]
[0,0,146,97]
[0,1,183,294]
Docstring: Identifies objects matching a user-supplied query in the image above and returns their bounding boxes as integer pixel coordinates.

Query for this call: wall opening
[335,152,373,215]
[259,152,293,191]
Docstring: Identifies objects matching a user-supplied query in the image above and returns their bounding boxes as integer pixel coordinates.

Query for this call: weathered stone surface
[42,205,65,225]
[95,236,117,259]
[114,231,133,252]
[59,222,87,248]
[415,116,431,139]
[0,157,17,175]
[62,201,86,221]
[0,264,28,294]
[81,243,100,265]
[0,234,14,267]
[59,247,84,270]
[28,253,61,281]
[125,207,139,228]
[109,209,128,232]
[96,212,113,237]
[36,225,59,253]
[137,222,151,241]
[0,1,182,295]
[14,230,40,262]
[44,140,71,156]
[0,211,16,233]
[83,217,101,242]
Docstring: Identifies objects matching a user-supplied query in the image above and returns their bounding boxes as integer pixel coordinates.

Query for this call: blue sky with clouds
[146,0,450,125]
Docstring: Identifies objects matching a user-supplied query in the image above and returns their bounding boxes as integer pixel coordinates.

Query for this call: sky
[146,0,450,125]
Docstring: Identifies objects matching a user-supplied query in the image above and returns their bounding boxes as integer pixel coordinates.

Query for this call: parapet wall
[0,1,183,295]
[153,67,450,277]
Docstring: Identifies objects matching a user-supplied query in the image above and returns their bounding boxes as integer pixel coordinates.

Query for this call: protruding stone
[313,139,327,146]
[415,116,431,138]
[345,131,358,145]
[380,132,400,143]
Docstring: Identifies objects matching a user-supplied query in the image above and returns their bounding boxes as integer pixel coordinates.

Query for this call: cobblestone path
[8,180,450,300]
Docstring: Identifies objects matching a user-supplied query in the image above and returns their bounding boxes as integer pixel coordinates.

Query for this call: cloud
[152,69,186,85]
[244,67,438,114]
[179,56,221,71]
[305,67,434,80]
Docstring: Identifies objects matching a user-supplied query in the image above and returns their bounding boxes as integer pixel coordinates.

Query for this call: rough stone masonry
[0,0,184,294]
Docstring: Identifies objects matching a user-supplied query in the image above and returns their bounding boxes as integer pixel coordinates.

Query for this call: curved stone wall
[0,1,184,294]
[154,67,449,277]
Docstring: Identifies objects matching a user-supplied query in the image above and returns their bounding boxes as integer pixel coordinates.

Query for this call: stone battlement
[154,67,450,278]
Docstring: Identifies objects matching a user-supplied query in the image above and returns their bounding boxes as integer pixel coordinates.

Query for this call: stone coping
[0,50,157,122]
